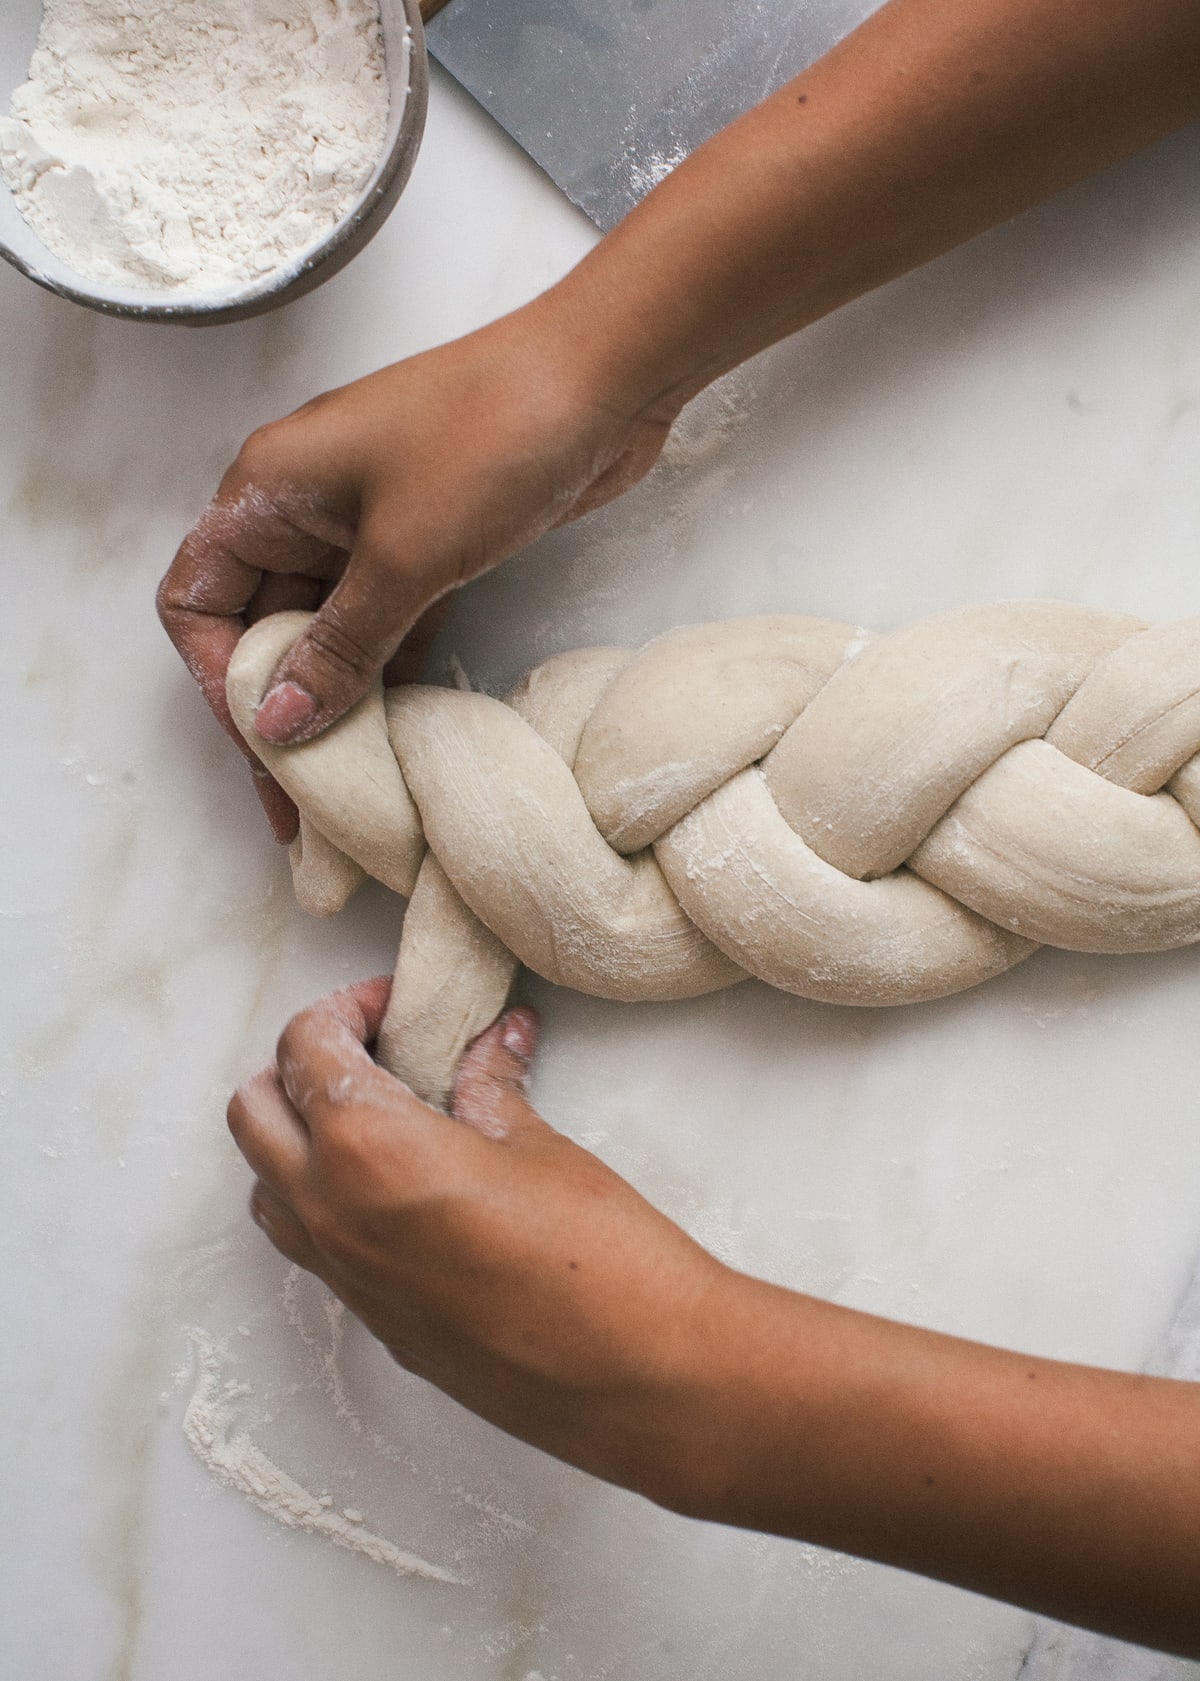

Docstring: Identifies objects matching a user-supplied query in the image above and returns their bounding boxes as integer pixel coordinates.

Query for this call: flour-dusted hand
[228,979,731,1501]
[231,980,1200,1657]
[161,0,1200,841]
[157,309,678,840]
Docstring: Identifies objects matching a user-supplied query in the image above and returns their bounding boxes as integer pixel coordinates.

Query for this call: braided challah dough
[227,603,1200,1107]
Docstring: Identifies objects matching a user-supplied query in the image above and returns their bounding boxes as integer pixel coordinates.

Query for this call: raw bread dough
[226,603,1200,1107]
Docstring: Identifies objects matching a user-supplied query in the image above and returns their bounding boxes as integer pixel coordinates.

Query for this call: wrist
[472,288,679,465]
[534,248,716,429]
[631,1261,810,1525]
[518,220,726,436]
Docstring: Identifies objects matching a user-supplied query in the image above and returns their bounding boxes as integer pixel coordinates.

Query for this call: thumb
[254,553,424,745]
[452,1008,545,1142]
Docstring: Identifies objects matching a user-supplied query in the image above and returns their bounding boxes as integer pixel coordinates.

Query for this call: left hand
[227,979,734,1508]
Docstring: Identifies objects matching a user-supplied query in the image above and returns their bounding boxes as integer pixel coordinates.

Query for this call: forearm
[681,1269,1200,1656]
[541,0,1200,417]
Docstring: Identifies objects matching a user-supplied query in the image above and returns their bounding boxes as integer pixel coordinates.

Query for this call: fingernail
[256,681,318,744]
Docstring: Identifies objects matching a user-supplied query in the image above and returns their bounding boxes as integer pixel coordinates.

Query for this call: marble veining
[3,60,1200,1681]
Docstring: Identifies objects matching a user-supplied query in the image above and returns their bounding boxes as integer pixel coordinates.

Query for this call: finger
[244,577,325,844]
[158,507,332,846]
[227,1067,311,1198]
[451,1008,548,1143]
[205,475,350,577]
[382,597,452,686]
[157,487,345,744]
[157,574,249,745]
[251,767,300,845]
[253,543,435,745]
[274,977,407,1131]
[244,570,325,625]
[352,973,395,1044]
[249,1180,326,1273]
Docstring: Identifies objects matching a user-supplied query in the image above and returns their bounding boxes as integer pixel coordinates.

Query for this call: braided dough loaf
[227,603,1200,1107]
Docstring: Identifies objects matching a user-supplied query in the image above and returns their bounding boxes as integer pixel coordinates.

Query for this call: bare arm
[558,0,1200,411]
[158,0,1200,835]
[230,982,1200,1659]
[693,1272,1200,1654]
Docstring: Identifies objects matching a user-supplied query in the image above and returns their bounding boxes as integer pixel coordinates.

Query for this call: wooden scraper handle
[419,0,452,21]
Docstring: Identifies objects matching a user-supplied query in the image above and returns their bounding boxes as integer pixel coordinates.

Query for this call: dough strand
[226,603,1200,1107]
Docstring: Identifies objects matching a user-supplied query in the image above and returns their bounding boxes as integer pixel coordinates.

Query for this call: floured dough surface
[226,603,1200,1107]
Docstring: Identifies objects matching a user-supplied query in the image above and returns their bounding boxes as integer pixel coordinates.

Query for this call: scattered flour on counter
[282,1263,364,1433]
[183,1328,463,1584]
[0,0,390,294]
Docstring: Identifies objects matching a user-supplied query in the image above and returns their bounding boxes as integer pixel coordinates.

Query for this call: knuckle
[315,1112,376,1184]
[153,569,176,626]
[155,533,209,628]
[291,387,340,423]
[247,1181,274,1226]
[300,611,382,682]
[274,1011,312,1076]
[232,420,289,485]
[299,1194,356,1264]
[226,1084,254,1147]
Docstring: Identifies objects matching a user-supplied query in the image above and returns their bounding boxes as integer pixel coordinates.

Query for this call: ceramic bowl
[0,0,428,325]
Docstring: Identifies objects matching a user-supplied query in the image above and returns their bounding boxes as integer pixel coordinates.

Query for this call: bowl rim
[0,0,429,327]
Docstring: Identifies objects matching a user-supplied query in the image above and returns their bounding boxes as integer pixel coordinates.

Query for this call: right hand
[228,981,733,1509]
[157,300,681,841]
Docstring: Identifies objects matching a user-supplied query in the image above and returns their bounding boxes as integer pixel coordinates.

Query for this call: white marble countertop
[4,57,1200,1681]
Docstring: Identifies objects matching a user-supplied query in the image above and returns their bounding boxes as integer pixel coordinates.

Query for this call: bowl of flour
[0,0,428,323]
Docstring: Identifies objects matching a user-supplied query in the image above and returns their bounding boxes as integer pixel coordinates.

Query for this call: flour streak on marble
[3,57,1200,1681]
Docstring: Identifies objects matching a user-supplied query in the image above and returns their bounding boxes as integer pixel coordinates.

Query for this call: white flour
[183,1328,463,1584]
[0,0,389,294]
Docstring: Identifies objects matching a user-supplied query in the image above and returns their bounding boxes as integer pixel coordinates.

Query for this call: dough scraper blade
[419,0,882,231]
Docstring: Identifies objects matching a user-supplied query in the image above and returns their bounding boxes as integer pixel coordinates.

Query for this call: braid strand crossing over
[227,603,1200,1107]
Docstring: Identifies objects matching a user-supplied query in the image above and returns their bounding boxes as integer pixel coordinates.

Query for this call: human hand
[227,978,733,1504]
[158,0,1200,850]
[226,976,1200,1653]
[158,302,679,842]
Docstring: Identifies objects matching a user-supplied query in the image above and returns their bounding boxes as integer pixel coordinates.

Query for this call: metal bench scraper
[419,0,881,231]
